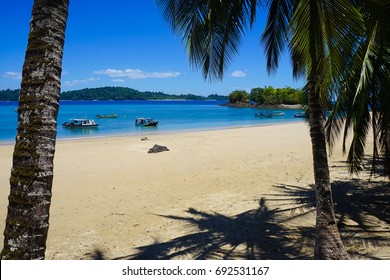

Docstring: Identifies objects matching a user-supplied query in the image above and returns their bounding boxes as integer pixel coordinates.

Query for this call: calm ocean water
[0,100,304,143]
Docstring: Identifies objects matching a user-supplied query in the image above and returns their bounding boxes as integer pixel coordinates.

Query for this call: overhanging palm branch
[157,0,259,80]
[260,0,293,74]
[325,0,390,176]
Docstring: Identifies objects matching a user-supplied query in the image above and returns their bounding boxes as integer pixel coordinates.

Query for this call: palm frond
[325,92,347,154]
[157,0,259,80]
[260,0,293,74]
[346,104,371,175]
[289,0,312,77]
[326,0,390,176]
[320,0,364,83]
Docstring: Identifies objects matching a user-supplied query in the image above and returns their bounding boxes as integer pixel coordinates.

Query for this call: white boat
[294,112,306,118]
[270,111,285,116]
[62,118,99,128]
[135,117,158,127]
[255,111,285,118]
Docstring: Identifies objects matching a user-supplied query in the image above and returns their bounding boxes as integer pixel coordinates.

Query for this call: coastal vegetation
[250,86,302,105]
[227,90,249,103]
[1,86,302,105]
[0,89,18,101]
[60,87,227,101]
[0,87,227,101]
[226,86,303,106]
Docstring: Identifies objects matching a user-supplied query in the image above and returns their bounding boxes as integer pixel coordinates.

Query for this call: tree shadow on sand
[270,179,390,259]
[104,198,314,260]
[91,179,389,260]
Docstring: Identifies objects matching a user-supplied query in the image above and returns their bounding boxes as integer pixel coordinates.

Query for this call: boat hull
[135,118,158,127]
[136,121,158,127]
[63,123,99,128]
[255,111,285,118]
[62,118,99,128]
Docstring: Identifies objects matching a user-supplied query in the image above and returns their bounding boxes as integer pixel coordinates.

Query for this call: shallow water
[0,100,304,142]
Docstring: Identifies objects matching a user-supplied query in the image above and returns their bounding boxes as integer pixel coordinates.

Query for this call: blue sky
[0,0,304,96]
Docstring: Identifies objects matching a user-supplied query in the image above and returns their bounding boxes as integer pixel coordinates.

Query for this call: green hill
[0,87,227,101]
[0,89,19,101]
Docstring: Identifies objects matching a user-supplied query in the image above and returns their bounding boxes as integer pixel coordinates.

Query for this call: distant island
[0,86,303,109]
[0,87,227,102]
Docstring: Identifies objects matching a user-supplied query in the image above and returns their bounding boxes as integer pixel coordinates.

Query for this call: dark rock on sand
[148,144,170,153]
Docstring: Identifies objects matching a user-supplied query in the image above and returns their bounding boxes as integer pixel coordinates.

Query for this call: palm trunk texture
[307,69,349,259]
[1,0,69,259]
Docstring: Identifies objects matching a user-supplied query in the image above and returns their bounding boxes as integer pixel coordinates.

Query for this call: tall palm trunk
[1,0,69,260]
[307,67,349,259]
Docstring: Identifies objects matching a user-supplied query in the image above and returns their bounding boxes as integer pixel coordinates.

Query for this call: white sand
[0,123,388,259]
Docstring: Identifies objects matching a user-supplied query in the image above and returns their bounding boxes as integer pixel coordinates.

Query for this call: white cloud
[113,79,126,83]
[231,70,246,78]
[3,71,22,80]
[94,68,181,79]
[63,77,100,87]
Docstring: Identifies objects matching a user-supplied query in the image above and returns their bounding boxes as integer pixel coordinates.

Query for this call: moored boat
[62,118,99,128]
[96,113,118,118]
[270,111,285,116]
[255,112,273,118]
[255,111,285,118]
[135,117,158,127]
[294,112,307,118]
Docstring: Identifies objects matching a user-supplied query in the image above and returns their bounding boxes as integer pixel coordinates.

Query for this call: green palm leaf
[157,0,259,80]
[261,0,293,74]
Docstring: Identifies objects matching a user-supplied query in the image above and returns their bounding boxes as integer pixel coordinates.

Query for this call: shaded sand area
[0,123,389,259]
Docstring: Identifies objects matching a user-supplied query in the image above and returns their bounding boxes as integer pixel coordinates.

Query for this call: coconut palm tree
[1,0,69,260]
[274,0,363,259]
[157,0,364,259]
[325,0,390,178]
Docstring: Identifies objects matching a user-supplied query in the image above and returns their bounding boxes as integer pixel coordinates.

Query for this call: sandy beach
[0,122,389,259]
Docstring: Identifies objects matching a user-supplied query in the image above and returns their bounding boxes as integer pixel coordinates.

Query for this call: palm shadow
[110,198,313,260]
[91,179,389,260]
[270,179,390,259]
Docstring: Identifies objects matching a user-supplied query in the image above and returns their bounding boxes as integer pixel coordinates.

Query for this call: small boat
[255,111,285,118]
[255,112,273,118]
[96,114,118,118]
[294,112,307,118]
[62,118,99,128]
[135,117,158,127]
[270,111,285,116]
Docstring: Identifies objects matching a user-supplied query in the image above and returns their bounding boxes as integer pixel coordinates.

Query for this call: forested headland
[224,86,303,108]
[1,86,303,107]
[0,87,227,101]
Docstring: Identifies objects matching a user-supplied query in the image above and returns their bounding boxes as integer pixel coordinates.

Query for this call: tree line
[228,86,303,105]
[0,87,227,101]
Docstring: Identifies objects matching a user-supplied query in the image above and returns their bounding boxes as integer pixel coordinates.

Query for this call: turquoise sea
[0,100,304,143]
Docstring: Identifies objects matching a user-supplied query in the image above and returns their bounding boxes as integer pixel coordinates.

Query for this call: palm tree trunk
[307,68,349,259]
[1,0,69,260]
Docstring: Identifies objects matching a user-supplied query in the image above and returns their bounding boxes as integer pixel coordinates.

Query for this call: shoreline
[0,120,304,146]
[0,122,388,260]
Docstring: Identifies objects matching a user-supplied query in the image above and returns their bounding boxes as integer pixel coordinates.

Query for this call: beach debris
[148,144,170,153]
[141,137,149,141]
